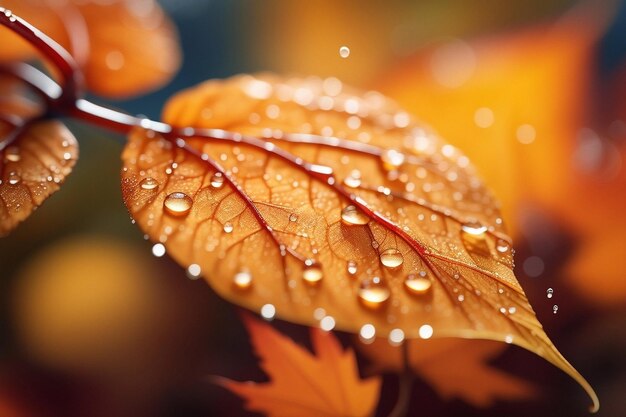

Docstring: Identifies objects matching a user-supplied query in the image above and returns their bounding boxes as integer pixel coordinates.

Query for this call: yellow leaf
[217,315,381,417]
[121,74,598,411]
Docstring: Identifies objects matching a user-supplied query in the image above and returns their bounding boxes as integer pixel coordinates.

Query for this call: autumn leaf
[216,315,381,417]
[0,0,181,98]
[0,80,78,236]
[373,9,607,233]
[359,337,535,407]
[121,74,598,410]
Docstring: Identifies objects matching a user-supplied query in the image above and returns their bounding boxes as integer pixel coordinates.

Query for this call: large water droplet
[347,260,358,275]
[380,248,404,269]
[303,261,323,285]
[404,273,432,295]
[4,146,20,162]
[233,270,252,290]
[341,205,369,225]
[461,221,488,236]
[210,172,225,189]
[343,170,362,188]
[358,277,390,308]
[7,172,20,185]
[140,177,158,190]
[163,192,192,216]
[496,239,510,253]
[339,45,350,58]
[546,288,554,299]
[381,149,405,170]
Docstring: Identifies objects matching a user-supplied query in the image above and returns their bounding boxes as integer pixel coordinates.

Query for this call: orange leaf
[0,81,78,236]
[121,74,598,410]
[0,0,181,98]
[217,315,381,417]
[374,11,605,232]
[359,337,535,407]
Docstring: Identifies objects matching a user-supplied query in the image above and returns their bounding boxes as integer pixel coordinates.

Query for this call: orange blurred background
[1,1,625,416]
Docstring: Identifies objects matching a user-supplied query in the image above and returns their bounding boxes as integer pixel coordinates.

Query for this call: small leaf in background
[216,315,381,417]
[359,337,535,407]
[121,74,597,409]
[0,81,78,236]
[374,8,607,233]
[0,0,181,98]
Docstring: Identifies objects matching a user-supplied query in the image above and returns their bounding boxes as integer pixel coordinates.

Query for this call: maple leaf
[359,337,535,408]
[0,0,181,98]
[216,315,381,417]
[0,79,78,236]
[121,74,598,410]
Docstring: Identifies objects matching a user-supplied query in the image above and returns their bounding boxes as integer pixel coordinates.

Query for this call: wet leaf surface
[0,82,78,236]
[121,74,598,410]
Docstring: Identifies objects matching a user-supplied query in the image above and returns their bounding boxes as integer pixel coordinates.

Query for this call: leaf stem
[388,343,414,417]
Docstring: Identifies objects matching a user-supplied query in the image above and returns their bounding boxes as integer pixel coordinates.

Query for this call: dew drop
[261,304,276,320]
[343,170,362,188]
[4,146,20,162]
[381,149,405,170]
[347,260,358,275]
[339,45,350,58]
[163,192,192,216]
[210,172,225,189]
[152,243,166,257]
[496,239,510,253]
[380,248,404,269]
[418,324,433,339]
[461,221,488,236]
[223,222,234,233]
[553,304,559,314]
[289,213,298,222]
[320,316,335,331]
[341,205,369,225]
[186,263,201,279]
[404,273,432,295]
[7,172,20,185]
[140,177,158,190]
[303,261,323,285]
[359,324,376,343]
[546,288,554,299]
[233,270,252,290]
[358,277,390,308]
[388,328,405,346]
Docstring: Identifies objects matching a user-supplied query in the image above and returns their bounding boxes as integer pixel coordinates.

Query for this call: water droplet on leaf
[380,248,404,269]
[140,177,158,190]
[163,192,192,216]
[210,172,225,188]
[404,273,432,295]
[233,270,252,290]
[341,205,369,225]
[358,277,390,308]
